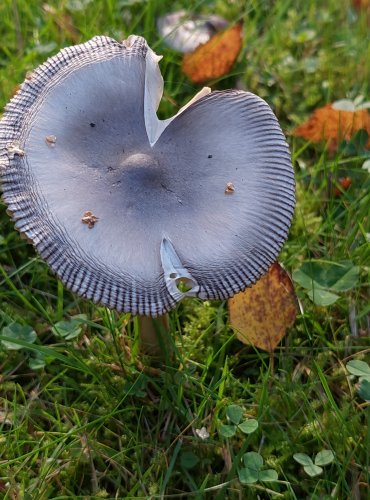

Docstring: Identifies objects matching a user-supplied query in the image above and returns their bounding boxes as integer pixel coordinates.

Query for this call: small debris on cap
[81,210,99,229]
[6,142,25,157]
[225,182,235,194]
[45,135,57,146]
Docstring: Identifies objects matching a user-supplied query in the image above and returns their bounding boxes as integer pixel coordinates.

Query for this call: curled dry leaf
[293,104,370,151]
[182,24,243,83]
[228,262,298,352]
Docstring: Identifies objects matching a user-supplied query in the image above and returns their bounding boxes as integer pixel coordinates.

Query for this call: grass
[0,0,369,498]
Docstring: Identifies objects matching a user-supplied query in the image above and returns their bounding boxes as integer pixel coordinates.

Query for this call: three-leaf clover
[292,260,359,306]
[219,405,258,438]
[293,450,334,477]
[238,452,278,484]
[52,314,87,340]
[0,322,53,370]
[1,323,37,350]
[28,351,53,370]
[346,360,370,401]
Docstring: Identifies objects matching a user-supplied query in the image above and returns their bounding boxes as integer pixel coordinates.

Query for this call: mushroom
[0,35,295,358]
[157,10,228,53]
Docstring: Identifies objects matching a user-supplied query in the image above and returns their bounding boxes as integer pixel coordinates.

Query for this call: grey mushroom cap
[0,35,295,316]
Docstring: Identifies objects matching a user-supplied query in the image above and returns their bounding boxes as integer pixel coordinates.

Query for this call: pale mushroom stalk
[0,35,295,360]
[138,314,171,360]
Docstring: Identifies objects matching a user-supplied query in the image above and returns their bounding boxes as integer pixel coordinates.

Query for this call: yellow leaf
[182,24,243,83]
[228,262,298,352]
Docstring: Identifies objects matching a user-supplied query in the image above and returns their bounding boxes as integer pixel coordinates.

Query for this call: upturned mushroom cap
[0,35,295,316]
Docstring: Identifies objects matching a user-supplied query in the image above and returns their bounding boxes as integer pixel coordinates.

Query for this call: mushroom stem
[138,314,172,361]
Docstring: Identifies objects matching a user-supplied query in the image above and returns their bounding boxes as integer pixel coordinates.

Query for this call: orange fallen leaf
[228,262,298,352]
[182,24,242,83]
[293,104,370,151]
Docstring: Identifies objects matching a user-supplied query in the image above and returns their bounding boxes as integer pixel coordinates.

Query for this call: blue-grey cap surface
[0,35,295,316]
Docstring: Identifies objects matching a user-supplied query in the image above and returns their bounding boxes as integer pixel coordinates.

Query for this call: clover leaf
[238,452,278,484]
[293,450,334,477]
[219,405,258,438]
[1,323,37,350]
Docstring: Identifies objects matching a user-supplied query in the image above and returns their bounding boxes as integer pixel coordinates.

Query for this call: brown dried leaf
[293,104,370,151]
[228,262,298,352]
[182,24,242,83]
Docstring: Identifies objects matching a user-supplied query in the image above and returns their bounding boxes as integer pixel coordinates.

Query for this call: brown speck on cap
[225,182,235,194]
[45,135,57,146]
[81,211,99,228]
